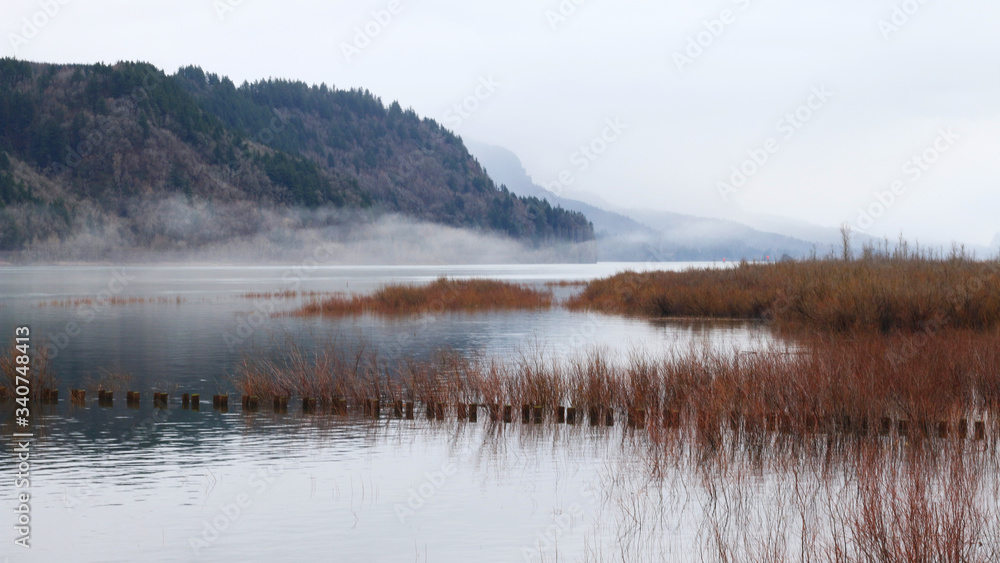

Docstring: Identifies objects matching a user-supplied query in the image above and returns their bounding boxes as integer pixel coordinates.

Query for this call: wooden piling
[154,392,168,408]
[936,421,949,438]
[405,401,414,420]
[242,395,258,411]
[566,407,576,425]
[332,398,347,415]
[98,390,113,406]
[71,389,85,404]
[958,418,969,439]
[804,415,818,433]
[533,405,543,424]
[605,408,614,427]
[435,402,444,420]
[898,419,909,437]
[840,415,855,434]
[393,400,404,418]
[457,403,468,420]
[521,405,530,424]
[182,393,190,408]
[490,404,500,422]
[879,417,892,436]
[303,397,317,413]
[468,403,477,422]
[426,401,435,420]
[589,407,599,426]
[273,396,288,412]
[41,388,58,404]
[730,412,742,433]
[556,406,565,424]
[765,413,776,432]
[779,413,792,434]
[212,394,228,411]
[191,393,200,410]
[975,421,985,440]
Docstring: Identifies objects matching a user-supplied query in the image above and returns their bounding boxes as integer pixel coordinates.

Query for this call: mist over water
[5,196,597,264]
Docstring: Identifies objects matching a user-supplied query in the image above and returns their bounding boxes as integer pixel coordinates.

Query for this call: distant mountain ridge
[466,140,818,261]
[0,59,594,255]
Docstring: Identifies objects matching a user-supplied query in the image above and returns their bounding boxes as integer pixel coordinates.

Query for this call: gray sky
[4,0,998,246]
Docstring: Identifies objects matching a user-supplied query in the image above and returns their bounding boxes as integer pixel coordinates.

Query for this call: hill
[0,59,594,258]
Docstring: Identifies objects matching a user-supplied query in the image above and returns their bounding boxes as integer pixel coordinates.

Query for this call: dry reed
[568,253,1000,333]
[289,277,552,317]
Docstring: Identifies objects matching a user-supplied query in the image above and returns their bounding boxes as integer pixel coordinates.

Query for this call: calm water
[0,263,783,562]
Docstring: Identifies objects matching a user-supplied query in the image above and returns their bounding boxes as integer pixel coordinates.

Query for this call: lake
[0,262,794,562]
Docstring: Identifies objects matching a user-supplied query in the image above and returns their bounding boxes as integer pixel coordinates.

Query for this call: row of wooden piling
[23,392,995,439]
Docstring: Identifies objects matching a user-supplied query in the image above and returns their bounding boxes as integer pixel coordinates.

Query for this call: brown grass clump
[1,339,57,399]
[290,277,552,317]
[229,327,1000,448]
[567,253,1000,333]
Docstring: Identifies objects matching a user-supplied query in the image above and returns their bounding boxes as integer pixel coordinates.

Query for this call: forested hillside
[0,59,593,255]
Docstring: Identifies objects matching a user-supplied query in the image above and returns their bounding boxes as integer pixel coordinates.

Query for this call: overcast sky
[3,0,999,246]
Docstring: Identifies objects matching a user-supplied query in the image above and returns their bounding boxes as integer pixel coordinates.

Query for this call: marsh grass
[568,253,1000,333]
[290,277,552,317]
[0,338,57,399]
[229,328,1000,455]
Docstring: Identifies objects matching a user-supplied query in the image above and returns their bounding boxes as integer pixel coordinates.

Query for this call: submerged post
[273,396,288,412]
[879,417,892,436]
[333,398,347,415]
[242,395,258,411]
[303,397,317,413]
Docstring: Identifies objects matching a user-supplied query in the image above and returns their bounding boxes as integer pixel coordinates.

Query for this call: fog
[2,0,998,247]
[5,196,596,264]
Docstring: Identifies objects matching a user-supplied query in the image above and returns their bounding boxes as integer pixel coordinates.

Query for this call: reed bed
[289,277,553,317]
[0,339,57,400]
[229,328,1000,447]
[567,253,1000,333]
